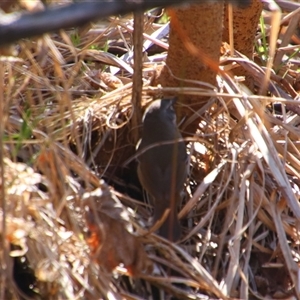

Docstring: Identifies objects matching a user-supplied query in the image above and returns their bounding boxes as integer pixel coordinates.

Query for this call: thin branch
[0,0,250,46]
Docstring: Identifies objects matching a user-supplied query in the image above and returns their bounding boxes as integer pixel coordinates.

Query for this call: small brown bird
[137,98,188,241]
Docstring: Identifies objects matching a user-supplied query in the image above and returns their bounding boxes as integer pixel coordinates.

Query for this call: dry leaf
[83,186,152,276]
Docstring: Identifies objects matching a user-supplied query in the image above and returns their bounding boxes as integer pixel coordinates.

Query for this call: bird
[137,98,188,241]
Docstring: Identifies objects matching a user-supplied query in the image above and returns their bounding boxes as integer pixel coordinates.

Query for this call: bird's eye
[168,104,175,113]
[167,107,176,124]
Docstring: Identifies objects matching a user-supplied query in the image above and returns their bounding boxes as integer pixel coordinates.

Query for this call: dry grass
[1,2,300,299]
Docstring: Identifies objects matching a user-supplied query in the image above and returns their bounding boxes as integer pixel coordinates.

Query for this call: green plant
[255,15,269,65]
[71,31,81,47]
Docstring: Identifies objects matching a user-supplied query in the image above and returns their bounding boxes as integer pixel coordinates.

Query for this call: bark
[223,0,263,89]
[157,1,263,133]
[157,3,224,134]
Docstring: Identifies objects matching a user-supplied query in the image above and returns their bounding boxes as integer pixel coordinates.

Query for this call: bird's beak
[171,97,178,105]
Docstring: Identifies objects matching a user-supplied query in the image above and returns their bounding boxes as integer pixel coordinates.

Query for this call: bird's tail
[158,209,181,242]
